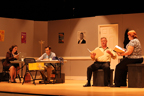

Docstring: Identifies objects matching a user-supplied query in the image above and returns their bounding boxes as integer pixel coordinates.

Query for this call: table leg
[21,63,23,78]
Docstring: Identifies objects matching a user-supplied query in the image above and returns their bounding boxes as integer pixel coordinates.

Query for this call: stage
[0,80,144,96]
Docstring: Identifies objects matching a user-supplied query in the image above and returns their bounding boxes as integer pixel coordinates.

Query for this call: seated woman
[113,30,143,87]
[3,45,20,83]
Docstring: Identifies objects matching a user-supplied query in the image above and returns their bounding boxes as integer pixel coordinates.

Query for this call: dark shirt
[3,51,17,67]
[78,39,86,44]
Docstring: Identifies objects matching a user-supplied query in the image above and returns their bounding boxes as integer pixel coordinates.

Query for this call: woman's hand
[117,52,125,56]
[14,54,19,59]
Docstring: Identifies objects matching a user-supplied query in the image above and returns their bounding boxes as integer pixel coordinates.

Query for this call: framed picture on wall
[0,30,5,42]
[59,33,64,43]
[77,31,86,44]
[21,32,26,43]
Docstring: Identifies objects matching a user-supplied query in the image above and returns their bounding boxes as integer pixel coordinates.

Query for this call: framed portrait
[0,30,5,42]
[59,33,64,43]
[21,32,26,43]
[77,31,86,44]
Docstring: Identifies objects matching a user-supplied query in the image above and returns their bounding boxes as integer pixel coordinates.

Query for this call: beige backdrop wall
[0,18,48,75]
[48,13,144,80]
[1,13,144,80]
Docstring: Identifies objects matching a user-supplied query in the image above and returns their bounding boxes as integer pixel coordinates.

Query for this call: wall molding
[0,56,141,60]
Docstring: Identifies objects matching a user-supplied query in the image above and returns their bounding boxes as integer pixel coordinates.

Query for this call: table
[10,60,67,83]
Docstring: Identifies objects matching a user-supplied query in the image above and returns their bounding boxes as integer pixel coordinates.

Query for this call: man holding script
[83,37,116,87]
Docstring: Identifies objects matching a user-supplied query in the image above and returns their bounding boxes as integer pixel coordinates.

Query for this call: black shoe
[83,83,91,87]
[45,81,53,84]
[110,85,120,87]
[39,81,43,84]
[14,80,17,83]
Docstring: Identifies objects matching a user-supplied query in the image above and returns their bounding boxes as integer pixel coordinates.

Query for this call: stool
[93,69,114,86]
[128,64,144,88]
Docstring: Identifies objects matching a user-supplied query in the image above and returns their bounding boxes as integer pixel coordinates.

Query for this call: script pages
[87,48,104,58]
[114,45,125,53]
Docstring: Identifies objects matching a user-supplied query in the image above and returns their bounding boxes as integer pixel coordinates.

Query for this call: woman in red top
[3,45,20,83]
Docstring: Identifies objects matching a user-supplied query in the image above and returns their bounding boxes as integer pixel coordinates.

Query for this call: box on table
[28,63,44,70]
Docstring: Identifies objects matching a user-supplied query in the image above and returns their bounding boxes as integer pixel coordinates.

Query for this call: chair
[1,59,10,82]
[1,59,21,83]
[22,58,45,85]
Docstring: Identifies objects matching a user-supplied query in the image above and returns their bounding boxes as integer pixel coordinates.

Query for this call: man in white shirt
[38,46,56,83]
[83,37,116,87]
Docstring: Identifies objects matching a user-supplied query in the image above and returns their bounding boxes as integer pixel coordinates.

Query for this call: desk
[10,60,67,83]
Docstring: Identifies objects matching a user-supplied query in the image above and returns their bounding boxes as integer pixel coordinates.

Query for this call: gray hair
[101,37,107,40]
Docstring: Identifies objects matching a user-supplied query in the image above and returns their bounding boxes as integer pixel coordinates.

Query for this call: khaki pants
[40,65,54,81]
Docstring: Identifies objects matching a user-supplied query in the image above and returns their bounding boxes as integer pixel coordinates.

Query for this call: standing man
[78,32,86,44]
[38,46,56,83]
[83,37,116,87]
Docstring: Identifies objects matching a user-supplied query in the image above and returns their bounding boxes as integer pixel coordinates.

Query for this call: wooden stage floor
[0,80,144,96]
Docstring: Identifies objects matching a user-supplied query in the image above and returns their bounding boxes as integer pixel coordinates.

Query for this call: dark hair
[45,46,51,50]
[9,45,18,54]
[123,29,130,48]
[80,32,84,35]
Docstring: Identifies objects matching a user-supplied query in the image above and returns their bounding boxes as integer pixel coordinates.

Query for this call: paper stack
[87,48,104,58]
[114,45,125,53]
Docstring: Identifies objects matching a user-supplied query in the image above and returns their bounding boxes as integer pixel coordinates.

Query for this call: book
[114,45,125,53]
[87,48,104,58]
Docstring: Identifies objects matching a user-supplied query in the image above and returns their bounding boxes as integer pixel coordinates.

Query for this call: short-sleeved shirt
[126,38,142,59]
[92,46,116,62]
[38,52,56,60]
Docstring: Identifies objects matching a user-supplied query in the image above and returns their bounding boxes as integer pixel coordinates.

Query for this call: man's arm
[37,53,44,60]
[106,49,117,59]
[51,52,56,59]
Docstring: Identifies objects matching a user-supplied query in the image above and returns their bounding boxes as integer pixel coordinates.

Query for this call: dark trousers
[87,61,110,86]
[114,57,143,87]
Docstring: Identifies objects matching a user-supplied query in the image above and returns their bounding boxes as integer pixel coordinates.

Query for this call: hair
[45,46,51,50]
[128,30,137,38]
[9,45,18,54]
[101,37,107,40]
[80,32,84,35]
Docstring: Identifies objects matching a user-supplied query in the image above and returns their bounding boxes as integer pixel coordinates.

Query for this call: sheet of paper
[87,48,91,53]
[89,48,104,58]
[114,45,125,53]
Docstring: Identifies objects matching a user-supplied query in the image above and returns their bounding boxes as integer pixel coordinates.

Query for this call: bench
[93,69,114,86]
[128,64,144,88]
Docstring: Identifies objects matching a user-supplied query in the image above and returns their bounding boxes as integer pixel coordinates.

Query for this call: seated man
[83,37,116,87]
[37,46,56,83]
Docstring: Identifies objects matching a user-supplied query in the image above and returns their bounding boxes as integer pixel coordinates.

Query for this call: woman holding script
[3,45,20,83]
[112,30,143,87]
